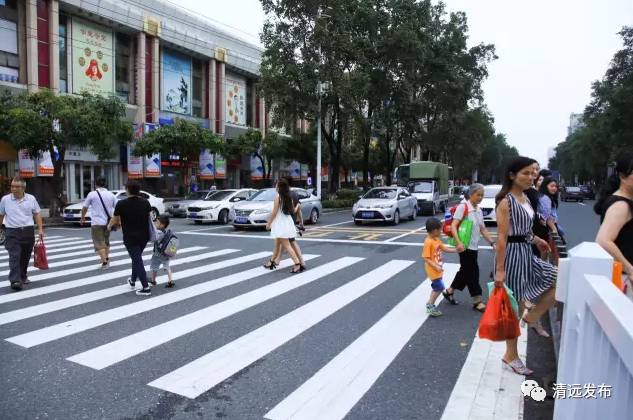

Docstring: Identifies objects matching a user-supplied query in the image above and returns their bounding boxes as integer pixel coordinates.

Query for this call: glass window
[483,186,502,198]
[204,190,235,201]
[192,59,203,118]
[363,189,397,200]
[409,182,433,193]
[115,33,132,103]
[0,3,18,83]
[59,16,67,92]
[249,189,276,201]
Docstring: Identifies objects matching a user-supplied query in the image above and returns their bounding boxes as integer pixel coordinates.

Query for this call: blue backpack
[158,230,179,257]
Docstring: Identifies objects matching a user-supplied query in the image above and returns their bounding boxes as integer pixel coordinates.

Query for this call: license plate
[235,217,248,224]
[189,212,197,218]
[362,212,374,218]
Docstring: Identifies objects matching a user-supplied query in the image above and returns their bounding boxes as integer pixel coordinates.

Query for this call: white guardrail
[554,242,633,419]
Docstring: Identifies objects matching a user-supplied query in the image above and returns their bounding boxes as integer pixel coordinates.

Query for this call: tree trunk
[49,155,65,217]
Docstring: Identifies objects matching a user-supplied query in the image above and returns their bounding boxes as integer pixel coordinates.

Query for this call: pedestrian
[263,179,303,273]
[537,176,563,263]
[595,153,633,298]
[81,177,116,269]
[107,180,152,296]
[494,156,557,375]
[0,177,44,290]
[149,214,176,288]
[442,183,496,312]
[422,217,458,317]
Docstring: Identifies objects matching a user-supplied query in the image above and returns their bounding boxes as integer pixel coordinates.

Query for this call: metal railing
[554,242,633,419]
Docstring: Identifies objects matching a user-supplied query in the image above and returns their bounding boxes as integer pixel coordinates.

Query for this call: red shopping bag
[478,286,520,341]
[33,239,49,270]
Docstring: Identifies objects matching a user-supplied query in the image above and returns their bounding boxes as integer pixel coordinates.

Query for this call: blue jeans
[125,243,148,289]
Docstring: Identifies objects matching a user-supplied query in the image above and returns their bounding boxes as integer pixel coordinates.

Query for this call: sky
[174,0,633,167]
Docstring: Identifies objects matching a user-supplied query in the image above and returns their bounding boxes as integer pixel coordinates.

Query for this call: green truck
[395,161,453,215]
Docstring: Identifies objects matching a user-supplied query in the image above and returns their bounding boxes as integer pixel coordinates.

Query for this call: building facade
[0,0,303,202]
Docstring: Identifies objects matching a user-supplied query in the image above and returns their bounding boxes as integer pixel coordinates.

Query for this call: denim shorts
[431,278,445,292]
[150,253,170,271]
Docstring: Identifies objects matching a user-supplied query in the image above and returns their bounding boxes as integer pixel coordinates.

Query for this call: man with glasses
[0,177,44,290]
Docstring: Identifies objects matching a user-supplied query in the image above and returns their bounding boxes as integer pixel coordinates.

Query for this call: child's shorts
[431,278,445,292]
[150,253,170,272]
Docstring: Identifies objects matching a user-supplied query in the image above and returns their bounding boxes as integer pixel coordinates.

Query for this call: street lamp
[315,8,330,200]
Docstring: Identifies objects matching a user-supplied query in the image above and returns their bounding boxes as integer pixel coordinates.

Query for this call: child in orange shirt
[422,217,458,316]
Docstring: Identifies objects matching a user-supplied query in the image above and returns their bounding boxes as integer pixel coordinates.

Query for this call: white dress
[270,197,297,239]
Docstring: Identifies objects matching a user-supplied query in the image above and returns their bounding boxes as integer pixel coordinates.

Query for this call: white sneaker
[135,288,151,296]
[127,278,136,289]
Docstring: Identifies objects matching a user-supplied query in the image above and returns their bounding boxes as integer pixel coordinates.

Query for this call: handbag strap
[95,189,111,219]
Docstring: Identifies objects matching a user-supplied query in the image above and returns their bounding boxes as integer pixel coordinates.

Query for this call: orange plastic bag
[478,286,520,341]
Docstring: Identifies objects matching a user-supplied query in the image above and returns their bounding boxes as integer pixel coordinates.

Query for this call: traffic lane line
[306,220,355,230]
[385,226,427,243]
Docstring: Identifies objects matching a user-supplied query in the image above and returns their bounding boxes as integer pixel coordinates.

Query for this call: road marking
[384,226,427,243]
[0,247,206,305]
[0,237,80,254]
[186,225,231,231]
[147,259,415,399]
[265,263,459,420]
[0,240,124,261]
[0,249,254,326]
[302,231,333,238]
[578,202,586,206]
[348,233,382,241]
[440,324,528,420]
[68,256,354,369]
[6,253,317,348]
[306,220,354,230]
[0,244,128,268]
[314,226,418,233]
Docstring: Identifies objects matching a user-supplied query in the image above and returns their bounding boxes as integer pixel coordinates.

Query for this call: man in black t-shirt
[108,181,152,296]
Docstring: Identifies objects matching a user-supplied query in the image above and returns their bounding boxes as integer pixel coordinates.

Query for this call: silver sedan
[352,187,418,225]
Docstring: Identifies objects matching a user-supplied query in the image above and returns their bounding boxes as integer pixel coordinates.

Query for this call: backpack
[442,203,469,236]
[158,230,179,257]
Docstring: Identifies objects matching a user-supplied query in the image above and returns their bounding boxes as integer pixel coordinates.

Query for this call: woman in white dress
[264,179,303,273]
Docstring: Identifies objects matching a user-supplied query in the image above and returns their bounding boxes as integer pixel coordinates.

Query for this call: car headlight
[376,203,394,209]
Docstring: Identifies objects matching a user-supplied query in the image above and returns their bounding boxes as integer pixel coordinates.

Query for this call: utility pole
[316,81,322,200]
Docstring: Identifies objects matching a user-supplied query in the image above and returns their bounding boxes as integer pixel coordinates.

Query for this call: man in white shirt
[81,178,116,268]
[0,177,44,290]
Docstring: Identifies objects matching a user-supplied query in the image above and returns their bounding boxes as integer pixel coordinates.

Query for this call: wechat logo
[521,379,547,402]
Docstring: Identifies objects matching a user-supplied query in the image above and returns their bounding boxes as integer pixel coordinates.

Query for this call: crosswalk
[1,234,475,419]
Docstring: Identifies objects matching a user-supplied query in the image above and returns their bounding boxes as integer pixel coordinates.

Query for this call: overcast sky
[175,0,633,167]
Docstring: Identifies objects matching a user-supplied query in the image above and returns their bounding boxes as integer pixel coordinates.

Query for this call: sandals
[521,314,551,338]
[290,264,303,274]
[442,290,458,305]
[502,358,534,376]
[473,302,486,312]
[165,281,175,288]
[263,260,278,270]
[149,279,158,286]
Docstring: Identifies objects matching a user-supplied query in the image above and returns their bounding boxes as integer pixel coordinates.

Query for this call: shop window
[192,59,203,118]
[59,16,67,92]
[115,33,132,103]
[0,0,19,83]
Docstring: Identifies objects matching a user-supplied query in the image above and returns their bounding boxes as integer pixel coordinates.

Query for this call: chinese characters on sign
[72,18,114,95]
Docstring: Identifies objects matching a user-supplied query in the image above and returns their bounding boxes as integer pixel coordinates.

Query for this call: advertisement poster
[225,74,247,125]
[37,150,55,177]
[143,123,161,178]
[162,50,191,115]
[288,160,301,179]
[127,124,143,179]
[300,164,309,180]
[72,18,114,95]
[250,155,264,180]
[18,150,35,178]
[215,155,227,179]
[199,150,215,181]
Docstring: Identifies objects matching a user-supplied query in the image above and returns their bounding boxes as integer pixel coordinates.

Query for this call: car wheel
[309,208,319,224]
[219,209,229,225]
[393,210,400,225]
[150,208,159,221]
[430,204,436,216]
[410,207,417,221]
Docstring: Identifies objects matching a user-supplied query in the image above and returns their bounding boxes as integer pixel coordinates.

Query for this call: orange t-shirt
[422,236,444,280]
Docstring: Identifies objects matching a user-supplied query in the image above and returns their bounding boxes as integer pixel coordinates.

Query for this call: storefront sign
[250,155,264,181]
[300,164,309,180]
[18,150,35,178]
[127,124,143,179]
[37,149,55,177]
[72,18,114,95]
[143,123,161,178]
[225,74,247,125]
[161,50,191,115]
[215,155,227,179]
[199,150,215,181]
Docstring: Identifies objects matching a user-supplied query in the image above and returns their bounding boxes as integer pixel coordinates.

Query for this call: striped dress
[504,193,557,301]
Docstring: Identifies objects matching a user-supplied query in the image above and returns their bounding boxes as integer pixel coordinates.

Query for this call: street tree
[225,128,286,183]
[0,90,131,216]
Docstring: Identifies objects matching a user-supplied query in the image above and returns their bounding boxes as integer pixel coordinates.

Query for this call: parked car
[231,188,322,229]
[186,189,257,224]
[63,190,165,224]
[580,185,595,200]
[352,187,417,225]
[479,184,502,224]
[165,190,212,217]
[561,186,584,202]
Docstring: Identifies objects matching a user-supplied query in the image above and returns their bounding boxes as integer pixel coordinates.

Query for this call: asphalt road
[0,200,599,419]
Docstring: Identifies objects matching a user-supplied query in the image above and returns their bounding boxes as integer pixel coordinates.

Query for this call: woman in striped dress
[494,157,557,375]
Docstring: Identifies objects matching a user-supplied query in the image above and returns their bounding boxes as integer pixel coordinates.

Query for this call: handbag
[478,286,520,341]
[148,214,158,242]
[33,238,49,270]
[96,189,116,231]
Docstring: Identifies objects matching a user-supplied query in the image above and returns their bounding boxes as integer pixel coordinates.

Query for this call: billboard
[199,150,215,181]
[72,18,114,95]
[300,164,309,180]
[250,155,264,180]
[161,50,191,115]
[225,74,247,125]
[127,124,143,179]
[215,155,226,179]
[143,123,160,178]
[37,150,55,177]
[18,150,35,178]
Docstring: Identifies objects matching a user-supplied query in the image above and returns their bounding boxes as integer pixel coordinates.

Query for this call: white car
[63,190,166,224]
[352,187,417,225]
[480,184,502,224]
[187,189,257,225]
